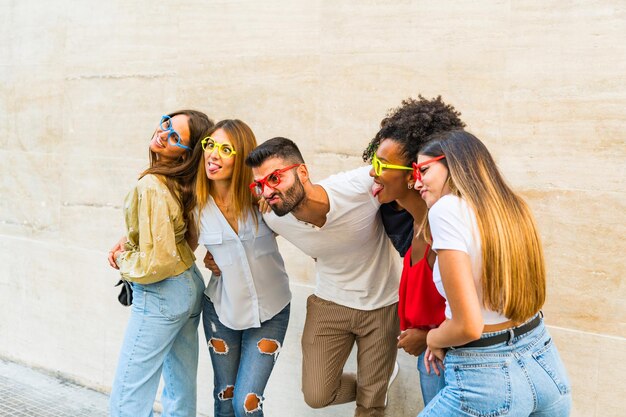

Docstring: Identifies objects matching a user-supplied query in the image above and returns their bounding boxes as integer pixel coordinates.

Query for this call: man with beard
[244,137,401,417]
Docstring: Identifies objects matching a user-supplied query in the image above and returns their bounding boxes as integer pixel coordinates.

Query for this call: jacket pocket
[253,224,279,258]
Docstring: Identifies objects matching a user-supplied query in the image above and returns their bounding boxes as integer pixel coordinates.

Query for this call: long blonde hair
[195,119,258,225]
[422,130,545,323]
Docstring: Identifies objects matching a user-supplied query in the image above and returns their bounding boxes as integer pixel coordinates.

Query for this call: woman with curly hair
[363,96,465,407]
[416,130,571,416]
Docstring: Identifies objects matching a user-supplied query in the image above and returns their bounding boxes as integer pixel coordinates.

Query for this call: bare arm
[426,249,483,350]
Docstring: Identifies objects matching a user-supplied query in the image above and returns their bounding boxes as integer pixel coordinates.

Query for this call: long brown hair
[421,130,545,323]
[140,110,214,224]
[195,119,259,225]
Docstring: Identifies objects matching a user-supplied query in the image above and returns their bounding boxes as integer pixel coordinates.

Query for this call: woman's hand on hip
[424,346,446,376]
[108,236,127,269]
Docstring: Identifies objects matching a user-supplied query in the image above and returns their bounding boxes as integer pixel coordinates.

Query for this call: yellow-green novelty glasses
[201,137,237,158]
[371,153,413,176]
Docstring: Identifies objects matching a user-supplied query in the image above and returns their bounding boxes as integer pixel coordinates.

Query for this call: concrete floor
[0,285,425,417]
[0,359,110,416]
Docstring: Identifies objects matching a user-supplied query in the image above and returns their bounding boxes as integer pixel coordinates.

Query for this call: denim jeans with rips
[202,296,290,417]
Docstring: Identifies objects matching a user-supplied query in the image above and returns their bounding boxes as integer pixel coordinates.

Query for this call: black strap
[452,312,542,349]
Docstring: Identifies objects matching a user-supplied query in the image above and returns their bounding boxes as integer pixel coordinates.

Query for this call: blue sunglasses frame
[159,115,191,150]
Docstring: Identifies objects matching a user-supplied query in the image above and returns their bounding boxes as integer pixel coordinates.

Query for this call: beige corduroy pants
[301,294,400,417]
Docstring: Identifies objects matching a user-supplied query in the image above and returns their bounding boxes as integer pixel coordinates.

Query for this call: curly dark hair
[362,95,465,164]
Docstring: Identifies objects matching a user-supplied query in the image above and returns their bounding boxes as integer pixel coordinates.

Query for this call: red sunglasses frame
[412,155,446,182]
[249,164,302,196]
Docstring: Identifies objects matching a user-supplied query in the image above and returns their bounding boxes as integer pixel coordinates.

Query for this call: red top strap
[398,245,446,331]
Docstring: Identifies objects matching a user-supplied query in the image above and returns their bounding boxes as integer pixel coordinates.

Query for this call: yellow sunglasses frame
[371,153,412,176]
[201,136,238,158]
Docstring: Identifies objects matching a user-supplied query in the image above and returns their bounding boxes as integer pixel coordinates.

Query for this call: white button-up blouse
[198,197,291,330]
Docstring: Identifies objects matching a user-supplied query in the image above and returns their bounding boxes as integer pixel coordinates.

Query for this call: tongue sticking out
[207,163,221,174]
[372,182,384,197]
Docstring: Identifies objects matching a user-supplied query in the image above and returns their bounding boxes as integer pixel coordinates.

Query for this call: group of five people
[106,96,571,417]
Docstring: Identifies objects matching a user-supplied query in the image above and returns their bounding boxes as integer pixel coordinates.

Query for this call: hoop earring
[407,182,414,189]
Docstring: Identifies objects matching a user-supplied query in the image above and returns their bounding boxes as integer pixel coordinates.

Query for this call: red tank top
[398,245,446,331]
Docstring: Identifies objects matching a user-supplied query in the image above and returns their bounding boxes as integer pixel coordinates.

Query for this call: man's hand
[204,250,222,276]
[397,328,428,356]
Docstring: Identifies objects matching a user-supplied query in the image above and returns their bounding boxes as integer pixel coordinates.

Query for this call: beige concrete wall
[1,0,624,416]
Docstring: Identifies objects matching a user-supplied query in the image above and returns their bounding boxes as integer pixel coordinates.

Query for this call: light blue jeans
[419,318,571,417]
[109,264,205,417]
[202,297,290,417]
[417,351,446,406]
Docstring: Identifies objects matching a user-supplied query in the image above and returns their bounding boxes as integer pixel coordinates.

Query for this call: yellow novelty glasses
[371,153,413,176]
[201,137,237,158]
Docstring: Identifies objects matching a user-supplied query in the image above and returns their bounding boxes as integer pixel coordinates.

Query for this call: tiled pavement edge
[0,359,111,416]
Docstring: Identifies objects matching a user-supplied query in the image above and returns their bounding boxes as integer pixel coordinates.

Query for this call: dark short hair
[245,137,305,167]
[362,95,465,164]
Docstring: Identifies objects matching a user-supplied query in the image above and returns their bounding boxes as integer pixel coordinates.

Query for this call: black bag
[115,279,133,306]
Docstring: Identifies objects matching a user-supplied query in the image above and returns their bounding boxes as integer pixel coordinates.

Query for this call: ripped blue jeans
[202,296,290,417]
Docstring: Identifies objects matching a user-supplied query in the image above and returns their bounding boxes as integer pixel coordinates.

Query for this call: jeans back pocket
[453,361,512,417]
[531,338,571,395]
[155,276,194,321]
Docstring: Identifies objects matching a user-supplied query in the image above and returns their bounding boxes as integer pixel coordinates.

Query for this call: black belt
[452,312,543,349]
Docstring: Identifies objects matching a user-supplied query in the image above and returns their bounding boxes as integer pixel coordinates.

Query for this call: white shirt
[429,194,508,324]
[198,197,291,330]
[263,166,401,310]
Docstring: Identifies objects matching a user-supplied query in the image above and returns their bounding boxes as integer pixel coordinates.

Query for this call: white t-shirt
[198,197,291,330]
[429,194,508,324]
[263,166,401,310]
